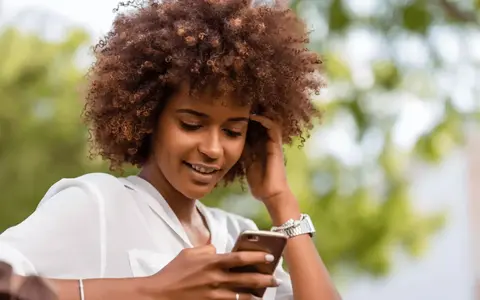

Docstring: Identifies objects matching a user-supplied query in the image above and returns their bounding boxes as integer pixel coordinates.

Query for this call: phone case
[230,230,288,298]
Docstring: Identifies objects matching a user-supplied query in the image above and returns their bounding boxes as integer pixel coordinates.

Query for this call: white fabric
[0,173,293,299]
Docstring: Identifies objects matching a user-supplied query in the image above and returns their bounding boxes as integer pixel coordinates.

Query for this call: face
[150,86,251,200]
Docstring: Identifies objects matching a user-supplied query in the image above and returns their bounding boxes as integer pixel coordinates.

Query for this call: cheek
[155,127,195,162]
[152,119,185,163]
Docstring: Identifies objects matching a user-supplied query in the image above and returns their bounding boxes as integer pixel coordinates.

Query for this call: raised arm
[246,114,341,300]
[266,192,341,300]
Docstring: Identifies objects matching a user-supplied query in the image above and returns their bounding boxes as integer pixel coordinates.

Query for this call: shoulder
[38,172,128,207]
[0,173,126,277]
[202,205,259,236]
[42,172,121,198]
[4,173,122,233]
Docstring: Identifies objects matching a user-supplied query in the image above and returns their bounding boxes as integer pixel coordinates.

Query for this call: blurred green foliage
[0,0,479,279]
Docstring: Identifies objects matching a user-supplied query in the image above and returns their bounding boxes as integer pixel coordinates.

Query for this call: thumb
[188,244,217,255]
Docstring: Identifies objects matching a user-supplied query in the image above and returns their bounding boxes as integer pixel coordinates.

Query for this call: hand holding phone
[230,230,288,298]
[149,244,280,300]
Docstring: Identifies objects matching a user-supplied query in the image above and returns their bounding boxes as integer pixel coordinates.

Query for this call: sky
[1,0,477,299]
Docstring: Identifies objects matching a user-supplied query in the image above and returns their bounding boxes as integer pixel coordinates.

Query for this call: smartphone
[230,230,288,298]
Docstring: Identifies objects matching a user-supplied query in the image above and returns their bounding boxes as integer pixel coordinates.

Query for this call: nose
[198,130,223,160]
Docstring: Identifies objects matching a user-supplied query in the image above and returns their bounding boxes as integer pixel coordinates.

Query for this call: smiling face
[147,85,251,200]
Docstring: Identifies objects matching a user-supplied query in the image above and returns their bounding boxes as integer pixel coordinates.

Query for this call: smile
[184,162,220,175]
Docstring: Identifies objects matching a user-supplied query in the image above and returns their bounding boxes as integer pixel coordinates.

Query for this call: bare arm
[266,191,342,300]
[8,246,281,300]
[244,115,341,299]
[10,275,148,300]
[54,278,146,300]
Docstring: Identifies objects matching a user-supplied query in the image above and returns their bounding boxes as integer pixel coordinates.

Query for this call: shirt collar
[125,176,228,252]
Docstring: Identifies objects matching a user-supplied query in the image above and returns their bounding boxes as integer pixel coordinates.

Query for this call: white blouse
[0,173,293,299]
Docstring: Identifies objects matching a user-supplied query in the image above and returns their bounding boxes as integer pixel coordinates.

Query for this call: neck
[138,164,198,224]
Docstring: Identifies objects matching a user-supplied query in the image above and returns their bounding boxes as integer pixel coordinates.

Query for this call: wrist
[137,276,163,300]
[98,277,154,300]
[130,277,149,297]
[264,191,302,226]
[141,274,172,300]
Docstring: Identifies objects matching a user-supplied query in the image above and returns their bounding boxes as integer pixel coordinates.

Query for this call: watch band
[270,214,315,238]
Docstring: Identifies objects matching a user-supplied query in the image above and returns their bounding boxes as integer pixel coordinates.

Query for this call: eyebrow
[176,108,249,123]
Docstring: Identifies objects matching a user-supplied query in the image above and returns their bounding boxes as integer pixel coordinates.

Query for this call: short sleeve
[0,240,36,276]
[0,186,102,279]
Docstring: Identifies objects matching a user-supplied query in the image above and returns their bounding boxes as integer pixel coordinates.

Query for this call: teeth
[191,164,216,174]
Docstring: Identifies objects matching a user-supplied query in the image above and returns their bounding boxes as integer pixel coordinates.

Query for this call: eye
[180,122,202,131]
[224,129,242,138]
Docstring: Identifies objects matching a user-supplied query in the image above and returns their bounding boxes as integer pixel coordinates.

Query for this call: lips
[183,162,220,175]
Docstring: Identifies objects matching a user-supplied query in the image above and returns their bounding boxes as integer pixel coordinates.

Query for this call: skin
[9,85,341,300]
[138,86,251,246]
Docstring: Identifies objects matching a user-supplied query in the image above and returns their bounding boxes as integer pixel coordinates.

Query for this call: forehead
[167,85,251,116]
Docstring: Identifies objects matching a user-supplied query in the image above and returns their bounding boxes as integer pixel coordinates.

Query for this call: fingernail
[265,254,275,262]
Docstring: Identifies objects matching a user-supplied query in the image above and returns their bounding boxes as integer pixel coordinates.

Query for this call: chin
[180,184,216,200]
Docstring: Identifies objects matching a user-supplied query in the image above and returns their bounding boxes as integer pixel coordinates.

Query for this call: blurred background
[0,0,479,299]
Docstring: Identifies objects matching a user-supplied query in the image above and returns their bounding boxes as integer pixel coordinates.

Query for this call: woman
[0,0,339,299]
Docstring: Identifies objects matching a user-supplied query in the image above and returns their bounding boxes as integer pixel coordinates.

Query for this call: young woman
[0,0,339,299]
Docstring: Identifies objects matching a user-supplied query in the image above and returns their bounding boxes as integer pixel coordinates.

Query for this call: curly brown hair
[83,0,324,183]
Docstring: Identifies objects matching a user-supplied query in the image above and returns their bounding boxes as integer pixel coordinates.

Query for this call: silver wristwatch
[270,214,315,238]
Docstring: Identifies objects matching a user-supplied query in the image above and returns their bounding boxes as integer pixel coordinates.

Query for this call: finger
[223,272,280,289]
[209,289,254,300]
[196,244,217,254]
[249,114,276,129]
[185,244,217,255]
[217,251,275,268]
[249,115,282,144]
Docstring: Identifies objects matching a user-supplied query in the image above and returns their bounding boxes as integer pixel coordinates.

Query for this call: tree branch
[438,0,478,23]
